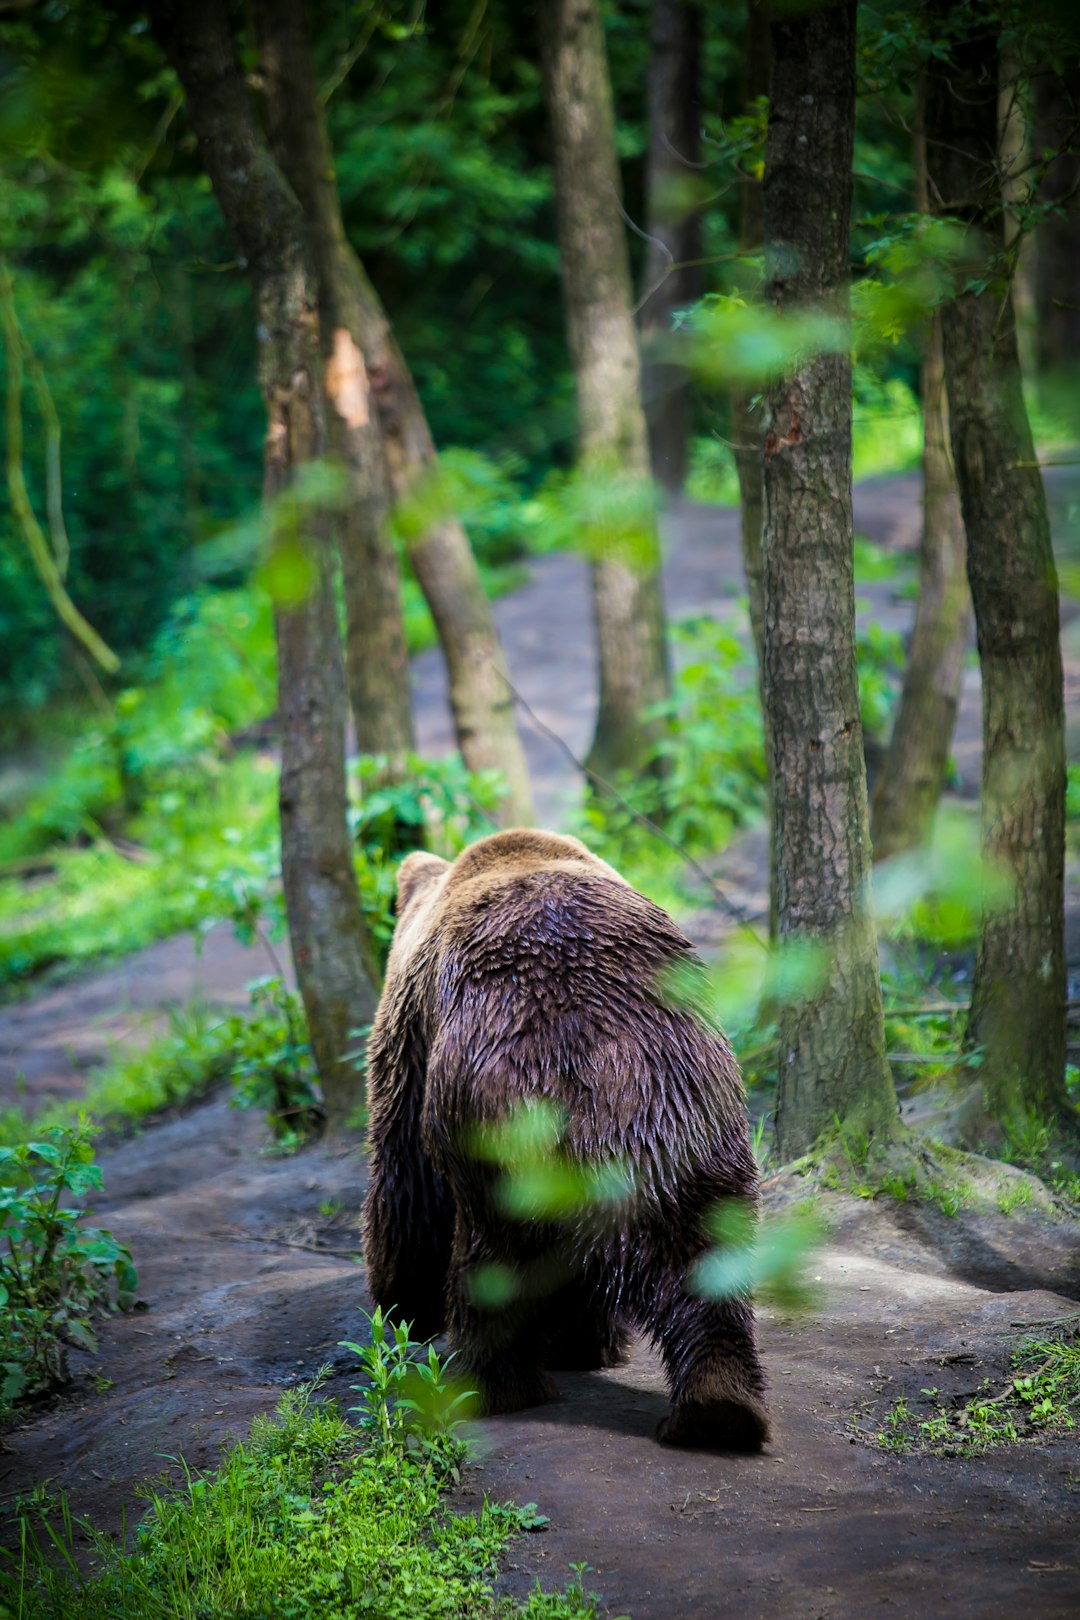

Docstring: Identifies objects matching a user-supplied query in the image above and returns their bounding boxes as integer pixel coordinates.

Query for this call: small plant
[0,1121,136,1412]
[342,1307,475,1478]
[876,1397,912,1453]
[856,1322,1080,1457]
[229,976,323,1149]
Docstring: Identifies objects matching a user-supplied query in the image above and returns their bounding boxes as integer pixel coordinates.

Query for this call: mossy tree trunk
[639,0,703,494]
[870,93,970,861]
[761,0,897,1160]
[540,0,672,782]
[925,14,1068,1123]
[254,0,413,774]
[151,0,379,1124]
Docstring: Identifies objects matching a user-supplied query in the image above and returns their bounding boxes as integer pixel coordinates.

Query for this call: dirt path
[3,477,1080,1616]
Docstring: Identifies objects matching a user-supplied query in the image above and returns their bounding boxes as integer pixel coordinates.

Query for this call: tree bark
[1033,66,1080,378]
[253,6,530,825]
[639,0,703,493]
[761,0,897,1160]
[253,0,413,770]
[925,15,1068,1122]
[732,0,770,676]
[871,96,970,862]
[540,0,672,781]
[150,0,379,1123]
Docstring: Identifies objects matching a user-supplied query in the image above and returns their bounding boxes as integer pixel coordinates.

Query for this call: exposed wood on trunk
[871,94,970,861]
[150,0,378,1124]
[639,0,703,493]
[925,17,1068,1123]
[761,0,897,1159]
[253,0,413,771]
[540,0,672,782]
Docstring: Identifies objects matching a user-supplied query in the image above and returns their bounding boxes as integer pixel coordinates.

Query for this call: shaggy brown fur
[361,829,769,1450]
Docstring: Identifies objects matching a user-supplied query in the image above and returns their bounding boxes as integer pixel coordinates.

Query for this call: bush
[0,1122,136,1414]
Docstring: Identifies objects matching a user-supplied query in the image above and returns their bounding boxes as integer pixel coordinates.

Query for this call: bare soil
[2,477,1080,1617]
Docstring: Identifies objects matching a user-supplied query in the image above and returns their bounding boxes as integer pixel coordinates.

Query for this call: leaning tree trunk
[762,0,897,1160]
[925,15,1068,1123]
[256,5,529,826]
[638,0,703,494]
[356,287,535,825]
[540,0,672,782]
[256,0,413,770]
[871,93,970,861]
[151,0,379,1124]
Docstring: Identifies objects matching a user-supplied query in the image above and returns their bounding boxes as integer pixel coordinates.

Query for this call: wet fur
[362,829,770,1450]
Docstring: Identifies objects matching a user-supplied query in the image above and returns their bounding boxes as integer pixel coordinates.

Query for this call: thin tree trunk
[925,16,1068,1123]
[762,0,897,1160]
[348,289,534,826]
[871,96,970,861]
[732,0,770,675]
[253,0,413,770]
[540,0,672,781]
[998,52,1036,376]
[1033,66,1080,379]
[639,0,703,493]
[150,0,379,1123]
[732,0,774,940]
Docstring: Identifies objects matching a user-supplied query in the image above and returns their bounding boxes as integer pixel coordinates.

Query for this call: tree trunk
[732,0,774,940]
[346,285,534,826]
[762,0,897,1160]
[925,16,1068,1123]
[732,0,770,676]
[1033,66,1080,379]
[870,95,970,861]
[540,0,671,781]
[639,0,703,493]
[253,0,413,770]
[150,0,379,1123]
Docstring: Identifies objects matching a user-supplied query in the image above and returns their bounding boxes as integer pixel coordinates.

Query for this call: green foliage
[691,1198,823,1314]
[228,977,322,1151]
[0,1121,136,1414]
[469,1100,635,1233]
[873,805,1012,949]
[856,616,905,739]
[1,1369,607,1619]
[577,614,766,904]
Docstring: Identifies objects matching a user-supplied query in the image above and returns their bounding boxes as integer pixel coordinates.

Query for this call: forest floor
[3,475,1080,1618]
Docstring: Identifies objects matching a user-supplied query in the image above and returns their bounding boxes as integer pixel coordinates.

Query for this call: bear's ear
[395,851,450,916]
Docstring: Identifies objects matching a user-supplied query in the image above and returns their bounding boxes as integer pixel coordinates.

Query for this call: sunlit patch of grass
[851,1319,1080,1457]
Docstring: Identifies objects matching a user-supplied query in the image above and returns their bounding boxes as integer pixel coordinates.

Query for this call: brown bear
[361,828,769,1450]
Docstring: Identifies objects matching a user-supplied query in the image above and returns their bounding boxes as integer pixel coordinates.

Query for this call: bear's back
[426,863,742,1163]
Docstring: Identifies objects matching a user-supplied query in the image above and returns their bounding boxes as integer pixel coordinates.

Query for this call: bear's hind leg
[542,1271,630,1372]
[446,1221,557,1416]
[629,1238,770,1452]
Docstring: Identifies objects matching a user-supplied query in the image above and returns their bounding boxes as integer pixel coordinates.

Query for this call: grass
[0,1360,616,1620]
[853,1319,1080,1457]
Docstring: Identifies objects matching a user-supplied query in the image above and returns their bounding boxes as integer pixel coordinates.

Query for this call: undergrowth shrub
[0,1123,136,1415]
[578,614,767,901]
